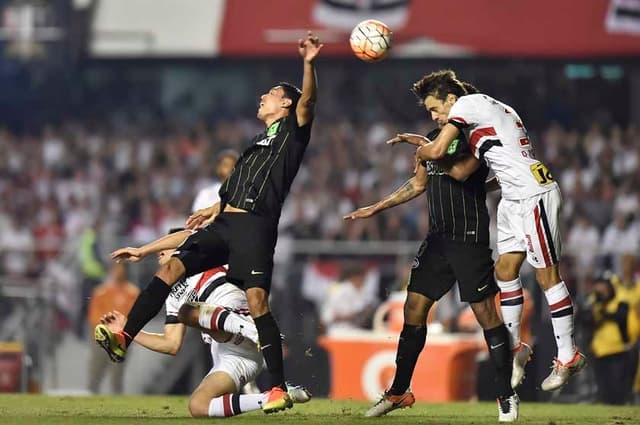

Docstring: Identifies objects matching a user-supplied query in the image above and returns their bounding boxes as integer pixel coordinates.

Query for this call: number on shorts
[530,162,554,185]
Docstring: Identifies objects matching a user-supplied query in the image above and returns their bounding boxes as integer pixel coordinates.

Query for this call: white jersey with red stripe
[448,94,558,200]
[165,265,229,320]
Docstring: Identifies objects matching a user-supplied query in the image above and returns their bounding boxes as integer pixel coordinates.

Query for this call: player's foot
[365,389,415,417]
[541,351,586,391]
[497,392,519,422]
[94,324,126,363]
[511,342,532,389]
[262,386,293,414]
[286,382,312,403]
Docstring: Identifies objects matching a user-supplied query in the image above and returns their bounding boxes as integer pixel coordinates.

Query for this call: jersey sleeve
[164,280,184,324]
[447,95,480,130]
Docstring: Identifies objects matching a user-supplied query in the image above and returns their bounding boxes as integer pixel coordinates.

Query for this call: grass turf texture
[0,395,638,424]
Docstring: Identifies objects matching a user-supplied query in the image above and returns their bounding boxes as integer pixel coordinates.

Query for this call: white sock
[496,276,523,350]
[544,281,576,363]
[198,304,259,344]
[208,393,268,417]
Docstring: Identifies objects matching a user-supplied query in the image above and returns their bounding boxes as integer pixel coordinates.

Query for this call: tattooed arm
[343,165,429,220]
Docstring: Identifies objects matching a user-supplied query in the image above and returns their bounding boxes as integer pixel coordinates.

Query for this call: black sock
[483,324,514,398]
[389,324,427,395]
[122,276,172,347]
[254,312,285,389]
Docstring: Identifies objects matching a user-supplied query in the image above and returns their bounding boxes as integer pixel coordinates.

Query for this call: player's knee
[156,257,186,284]
[534,265,562,289]
[403,293,432,325]
[188,394,210,418]
[177,303,199,326]
[246,288,269,317]
[495,256,519,281]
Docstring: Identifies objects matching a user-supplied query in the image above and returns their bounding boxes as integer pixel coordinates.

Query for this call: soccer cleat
[94,324,126,363]
[286,383,312,403]
[262,386,293,414]
[511,342,533,389]
[497,392,519,422]
[365,390,415,417]
[541,351,586,391]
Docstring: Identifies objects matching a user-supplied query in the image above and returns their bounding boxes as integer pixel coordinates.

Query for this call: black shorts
[407,233,498,303]
[173,212,278,291]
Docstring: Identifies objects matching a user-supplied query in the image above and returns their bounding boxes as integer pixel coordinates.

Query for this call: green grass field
[0,395,638,425]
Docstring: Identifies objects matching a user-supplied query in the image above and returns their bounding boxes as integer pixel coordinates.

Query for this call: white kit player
[103,229,310,418]
[389,70,586,393]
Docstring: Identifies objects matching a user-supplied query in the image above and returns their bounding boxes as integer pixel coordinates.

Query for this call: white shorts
[497,188,562,269]
[207,340,264,392]
[203,283,263,391]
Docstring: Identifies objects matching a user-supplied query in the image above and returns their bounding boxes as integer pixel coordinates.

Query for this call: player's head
[257,82,301,124]
[412,69,471,126]
[158,228,184,265]
[215,149,239,181]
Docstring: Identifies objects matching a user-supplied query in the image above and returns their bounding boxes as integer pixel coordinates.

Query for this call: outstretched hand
[111,247,144,263]
[386,133,430,147]
[186,207,213,230]
[100,310,126,332]
[299,31,323,63]
[343,206,377,220]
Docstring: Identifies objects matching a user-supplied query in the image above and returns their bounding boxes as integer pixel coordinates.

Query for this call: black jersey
[220,115,312,218]
[423,129,490,245]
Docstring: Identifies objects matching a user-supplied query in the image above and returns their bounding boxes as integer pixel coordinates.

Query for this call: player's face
[215,155,237,181]
[257,86,291,121]
[424,94,457,127]
[157,248,176,265]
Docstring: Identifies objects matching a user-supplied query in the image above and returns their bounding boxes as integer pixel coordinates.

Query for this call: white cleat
[365,390,415,417]
[511,342,533,389]
[286,383,312,403]
[541,351,586,391]
[497,392,519,422]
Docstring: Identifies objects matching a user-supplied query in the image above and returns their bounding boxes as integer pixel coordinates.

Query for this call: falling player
[103,229,311,418]
[389,70,586,391]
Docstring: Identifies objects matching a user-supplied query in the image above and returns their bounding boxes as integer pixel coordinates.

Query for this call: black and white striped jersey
[219,115,312,218]
[423,129,490,245]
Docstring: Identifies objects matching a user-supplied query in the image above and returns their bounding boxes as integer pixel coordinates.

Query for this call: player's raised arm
[344,167,428,220]
[296,31,322,127]
[415,123,460,161]
[444,154,480,182]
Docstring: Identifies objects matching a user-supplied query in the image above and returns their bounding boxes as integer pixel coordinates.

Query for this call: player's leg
[178,302,259,344]
[450,240,517,422]
[95,226,229,362]
[366,236,451,417]
[523,190,585,390]
[495,198,533,388]
[225,213,289,412]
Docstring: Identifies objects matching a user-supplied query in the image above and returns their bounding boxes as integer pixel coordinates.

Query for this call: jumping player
[389,70,586,391]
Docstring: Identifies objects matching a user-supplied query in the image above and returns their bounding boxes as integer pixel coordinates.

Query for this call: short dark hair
[412,69,469,103]
[277,82,302,110]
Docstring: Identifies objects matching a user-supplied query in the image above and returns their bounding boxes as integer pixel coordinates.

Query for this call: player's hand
[386,133,429,147]
[299,31,323,63]
[343,206,377,220]
[111,247,144,263]
[186,206,214,229]
[100,310,126,332]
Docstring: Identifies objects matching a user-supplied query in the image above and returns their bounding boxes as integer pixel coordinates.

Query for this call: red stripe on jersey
[533,206,552,267]
[469,127,497,152]
[500,288,524,300]
[194,265,228,293]
[549,297,572,312]
[222,394,232,416]
[449,116,468,125]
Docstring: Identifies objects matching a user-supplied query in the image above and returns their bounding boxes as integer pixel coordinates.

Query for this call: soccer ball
[349,19,392,62]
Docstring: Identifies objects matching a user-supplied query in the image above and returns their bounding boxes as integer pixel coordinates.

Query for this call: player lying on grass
[100,229,310,418]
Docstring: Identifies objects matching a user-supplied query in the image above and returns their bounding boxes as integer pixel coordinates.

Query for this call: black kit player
[95,31,323,414]
[344,87,518,423]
